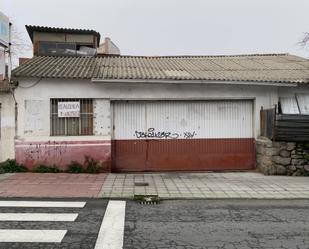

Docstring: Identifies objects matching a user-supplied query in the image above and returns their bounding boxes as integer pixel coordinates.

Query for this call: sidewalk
[99,172,309,199]
[0,172,308,199]
[0,173,107,198]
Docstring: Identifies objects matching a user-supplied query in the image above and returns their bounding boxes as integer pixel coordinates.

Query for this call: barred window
[51,99,93,136]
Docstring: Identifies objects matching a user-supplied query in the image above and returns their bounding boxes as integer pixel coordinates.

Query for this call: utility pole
[7,22,12,82]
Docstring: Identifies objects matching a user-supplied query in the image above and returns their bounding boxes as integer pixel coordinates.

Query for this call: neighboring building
[12,49,309,171]
[25,25,101,56]
[0,80,15,161]
[0,48,5,81]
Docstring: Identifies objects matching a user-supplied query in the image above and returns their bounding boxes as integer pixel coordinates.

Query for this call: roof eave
[91,78,299,87]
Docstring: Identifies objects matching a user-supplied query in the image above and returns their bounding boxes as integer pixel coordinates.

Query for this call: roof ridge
[33,53,291,60]
[102,53,290,59]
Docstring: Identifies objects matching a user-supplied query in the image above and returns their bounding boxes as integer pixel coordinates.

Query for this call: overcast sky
[1,0,309,58]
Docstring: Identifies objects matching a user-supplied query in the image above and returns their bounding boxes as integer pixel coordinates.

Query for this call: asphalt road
[124,199,309,249]
[0,199,308,249]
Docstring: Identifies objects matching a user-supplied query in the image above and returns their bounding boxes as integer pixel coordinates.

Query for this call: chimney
[19,57,31,66]
[97,37,120,56]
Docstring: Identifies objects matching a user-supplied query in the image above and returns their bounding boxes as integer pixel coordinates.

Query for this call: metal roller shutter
[112,100,255,172]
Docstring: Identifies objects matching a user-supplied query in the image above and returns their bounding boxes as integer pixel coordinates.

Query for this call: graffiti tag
[134,128,197,139]
[24,141,68,164]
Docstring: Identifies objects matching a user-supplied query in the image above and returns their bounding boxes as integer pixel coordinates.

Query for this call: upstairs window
[38,42,76,56]
[37,41,95,56]
[50,99,93,136]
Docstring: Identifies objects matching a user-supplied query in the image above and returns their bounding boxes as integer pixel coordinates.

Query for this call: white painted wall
[0,92,15,161]
[14,78,296,142]
[93,99,111,136]
[278,84,309,97]
[113,100,253,140]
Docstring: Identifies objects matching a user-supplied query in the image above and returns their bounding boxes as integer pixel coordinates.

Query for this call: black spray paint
[134,128,197,139]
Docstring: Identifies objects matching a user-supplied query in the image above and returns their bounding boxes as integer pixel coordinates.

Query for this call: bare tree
[299,32,309,49]
[9,22,32,68]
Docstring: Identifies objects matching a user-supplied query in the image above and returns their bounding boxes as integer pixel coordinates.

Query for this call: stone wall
[256,137,309,176]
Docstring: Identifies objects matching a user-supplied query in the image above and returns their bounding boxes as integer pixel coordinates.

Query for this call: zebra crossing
[0,201,86,208]
[0,200,86,244]
[0,199,126,248]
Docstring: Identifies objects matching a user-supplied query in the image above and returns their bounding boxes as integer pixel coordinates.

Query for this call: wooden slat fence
[260,107,309,142]
[260,107,275,140]
[275,114,309,142]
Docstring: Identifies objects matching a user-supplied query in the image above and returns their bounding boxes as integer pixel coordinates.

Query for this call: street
[0,199,308,249]
[124,199,309,249]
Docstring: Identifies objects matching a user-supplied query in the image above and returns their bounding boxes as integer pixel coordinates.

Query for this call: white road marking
[0,230,67,243]
[94,200,126,249]
[0,213,78,221]
[0,201,86,208]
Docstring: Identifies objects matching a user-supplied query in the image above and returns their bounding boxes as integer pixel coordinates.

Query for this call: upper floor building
[26,25,101,57]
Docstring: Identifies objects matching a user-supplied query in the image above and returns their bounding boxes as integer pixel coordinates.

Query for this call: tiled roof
[26,25,101,46]
[0,81,11,92]
[12,54,309,84]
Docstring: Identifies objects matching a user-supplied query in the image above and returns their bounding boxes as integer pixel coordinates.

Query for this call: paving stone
[1,172,308,199]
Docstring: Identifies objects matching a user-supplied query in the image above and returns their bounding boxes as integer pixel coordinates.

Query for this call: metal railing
[50,98,93,136]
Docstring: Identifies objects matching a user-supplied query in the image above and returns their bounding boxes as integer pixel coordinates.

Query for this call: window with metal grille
[51,99,93,136]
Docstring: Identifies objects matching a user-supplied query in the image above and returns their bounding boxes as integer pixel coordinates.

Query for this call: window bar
[51,98,93,136]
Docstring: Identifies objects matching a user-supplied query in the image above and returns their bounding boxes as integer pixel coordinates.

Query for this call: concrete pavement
[99,172,309,199]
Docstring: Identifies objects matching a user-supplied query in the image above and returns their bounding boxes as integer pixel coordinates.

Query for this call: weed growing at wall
[66,157,109,173]
[0,159,28,173]
[0,157,109,174]
[33,165,62,173]
[67,161,84,173]
[84,156,102,173]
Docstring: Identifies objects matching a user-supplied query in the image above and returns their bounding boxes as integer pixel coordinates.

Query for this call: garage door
[112,100,255,172]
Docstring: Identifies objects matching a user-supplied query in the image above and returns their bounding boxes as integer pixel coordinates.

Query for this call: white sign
[58,102,80,118]
[0,12,9,48]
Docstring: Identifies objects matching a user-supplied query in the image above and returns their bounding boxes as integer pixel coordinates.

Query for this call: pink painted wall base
[15,140,111,171]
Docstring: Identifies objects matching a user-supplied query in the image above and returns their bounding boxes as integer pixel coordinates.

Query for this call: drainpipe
[14,101,18,138]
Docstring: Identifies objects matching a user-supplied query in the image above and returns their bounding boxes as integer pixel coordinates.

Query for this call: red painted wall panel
[113,138,255,172]
[15,140,111,171]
